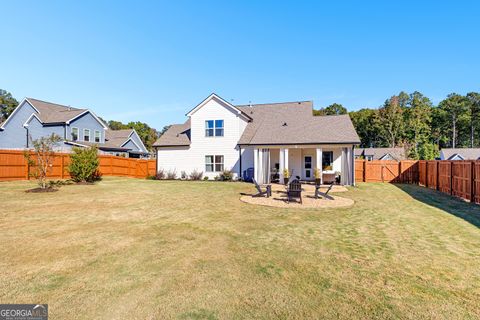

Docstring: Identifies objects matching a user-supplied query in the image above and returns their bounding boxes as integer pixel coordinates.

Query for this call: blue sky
[2,1,479,129]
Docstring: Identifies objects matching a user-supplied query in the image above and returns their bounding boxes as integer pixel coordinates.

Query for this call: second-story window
[84,129,91,142]
[94,130,101,143]
[71,127,79,141]
[205,120,224,137]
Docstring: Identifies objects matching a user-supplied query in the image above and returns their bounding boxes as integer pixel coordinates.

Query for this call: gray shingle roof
[153,119,191,147]
[237,101,360,145]
[105,129,134,147]
[441,148,480,160]
[355,148,407,161]
[154,100,360,147]
[27,98,87,123]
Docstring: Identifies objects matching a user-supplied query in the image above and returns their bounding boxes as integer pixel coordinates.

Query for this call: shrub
[180,171,187,180]
[216,170,234,181]
[24,133,62,189]
[166,169,177,180]
[189,169,203,180]
[68,146,101,183]
[152,169,166,180]
[203,176,209,181]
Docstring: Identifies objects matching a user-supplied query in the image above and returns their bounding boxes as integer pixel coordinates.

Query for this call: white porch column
[284,148,289,177]
[253,147,259,182]
[279,148,285,181]
[316,148,323,184]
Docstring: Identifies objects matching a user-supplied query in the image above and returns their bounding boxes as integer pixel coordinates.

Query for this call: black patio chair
[252,178,272,198]
[315,183,334,200]
[287,179,302,204]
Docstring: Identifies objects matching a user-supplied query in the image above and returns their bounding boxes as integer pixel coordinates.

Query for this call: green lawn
[1,178,480,319]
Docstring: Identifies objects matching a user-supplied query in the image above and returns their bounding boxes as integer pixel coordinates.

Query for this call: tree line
[314,91,480,160]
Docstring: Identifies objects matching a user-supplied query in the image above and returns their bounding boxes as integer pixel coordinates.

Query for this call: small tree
[69,146,101,183]
[24,134,62,189]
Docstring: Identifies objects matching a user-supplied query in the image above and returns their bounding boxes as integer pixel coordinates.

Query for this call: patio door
[303,155,312,180]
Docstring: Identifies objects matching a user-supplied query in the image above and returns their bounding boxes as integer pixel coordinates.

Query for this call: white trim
[83,128,91,142]
[449,154,464,161]
[64,140,89,148]
[66,109,109,129]
[129,129,148,152]
[22,113,42,128]
[186,93,251,121]
[1,98,40,129]
[121,137,141,150]
[379,153,394,161]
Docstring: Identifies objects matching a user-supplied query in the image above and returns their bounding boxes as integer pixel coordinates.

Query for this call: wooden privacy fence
[0,149,156,181]
[355,159,480,205]
[355,160,419,183]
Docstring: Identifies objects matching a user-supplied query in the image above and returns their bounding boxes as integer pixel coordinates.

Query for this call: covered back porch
[253,145,355,186]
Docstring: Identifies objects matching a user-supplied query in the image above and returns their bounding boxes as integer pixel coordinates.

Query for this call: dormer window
[205,120,224,137]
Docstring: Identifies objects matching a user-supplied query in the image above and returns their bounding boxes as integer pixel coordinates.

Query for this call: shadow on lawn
[394,183,480,229]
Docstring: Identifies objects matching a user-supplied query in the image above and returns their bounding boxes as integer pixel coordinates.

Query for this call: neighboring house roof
[153,119,191,147]
[155,99,360,147]
[1,98,108,129]
[26,98,87,124]
[355,148,407,161]
[441,148,480,160]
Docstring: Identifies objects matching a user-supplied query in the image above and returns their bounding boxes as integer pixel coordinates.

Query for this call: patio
[240,183,354,208]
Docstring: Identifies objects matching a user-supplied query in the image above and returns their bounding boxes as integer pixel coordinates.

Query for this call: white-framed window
[205,120,224,137]
[83,129,91,142]
[94,130,101,143]
[205,155,224,172]
[322,151,333,170]
[71,127,79,141]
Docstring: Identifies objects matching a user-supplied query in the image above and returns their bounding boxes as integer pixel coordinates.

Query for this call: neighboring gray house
[440,148,480,160]
[154,93,360,185]
[0,98,149,158]
[355,147,407,161]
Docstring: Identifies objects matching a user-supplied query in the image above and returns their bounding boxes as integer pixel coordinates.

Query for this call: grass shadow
[394,183,480,229]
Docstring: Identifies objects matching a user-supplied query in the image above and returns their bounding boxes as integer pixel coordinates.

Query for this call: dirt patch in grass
[25,187,58,193]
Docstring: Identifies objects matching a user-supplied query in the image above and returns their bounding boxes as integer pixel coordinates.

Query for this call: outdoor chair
[287,179,302,204]
[315,183,334,200]
[252,178,272,198]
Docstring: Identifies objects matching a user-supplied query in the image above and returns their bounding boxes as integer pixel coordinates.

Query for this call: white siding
[156,97,248,179]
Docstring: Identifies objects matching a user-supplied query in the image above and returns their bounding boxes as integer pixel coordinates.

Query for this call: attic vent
[282,122,288,126]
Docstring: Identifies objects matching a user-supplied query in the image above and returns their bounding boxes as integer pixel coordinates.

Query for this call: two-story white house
[153,93,360,185]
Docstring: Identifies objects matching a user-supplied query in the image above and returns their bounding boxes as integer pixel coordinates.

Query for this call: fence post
[398,161,402,183]
[436,161,439,191]
[425,161,429,188]
[450,161,454,195]
[61,154,65,179]
[25,152,30,180]
[363,160,367,182]
[471,161,475,203]
[110,156,113,176]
